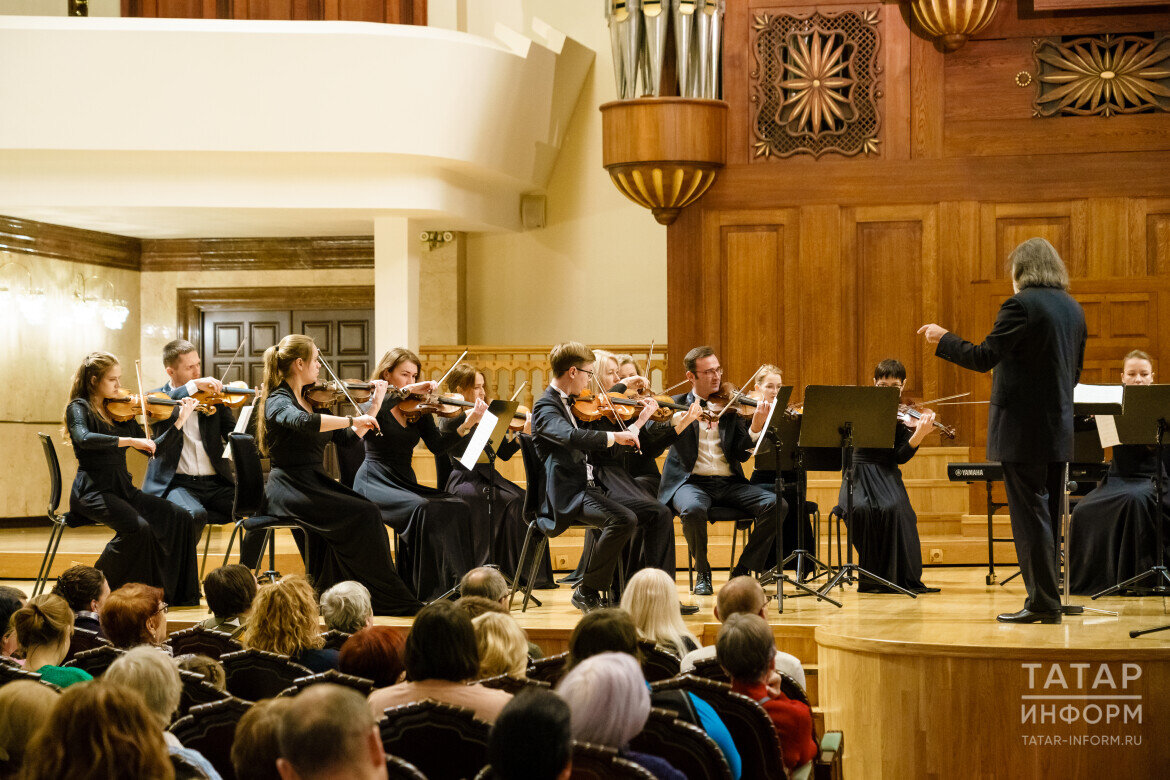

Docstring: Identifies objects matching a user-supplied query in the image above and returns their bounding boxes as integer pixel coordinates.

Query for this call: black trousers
[671,476,779,573]
[577,486,638,591]
[1002,461,1065,612]
[163,475,266,568]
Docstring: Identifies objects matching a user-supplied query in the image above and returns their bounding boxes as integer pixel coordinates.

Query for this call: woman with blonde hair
[11,594,92,688]
[0,681,58,779]
[255,335,420,616]
[241,574,337,672]
[353,347,481,601]
[619,568,700,659]
[63,350,203,603]
[472,611,529,679]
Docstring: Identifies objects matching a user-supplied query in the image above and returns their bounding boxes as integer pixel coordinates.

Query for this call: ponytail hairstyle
[255,334,316,456]
[65,351,119,427]
[370,347,423,385]
[12,593,74,653]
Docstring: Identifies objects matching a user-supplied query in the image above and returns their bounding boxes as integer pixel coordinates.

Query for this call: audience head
[619,568,698,658]
[203,564,258,620]
[472,612,529,679]
[100,583,167,649]
[715,576,768,622]
[460,567,509,605]
[556,652,650,749]
[0,585,27,657]
[338,626,407,689]
[488,689,572,780]
[20,681,174,780]
[567,608,639,668]
[104,645,183,729]
[0,681,58,777]
[232,697,293,780]
[454,595,507,620]
[320,581,373,635]
[242,575,324,657]
[276,684,387,780]
[11,593,74,665]
[175,653,227,691]
[403,601,478,683]
[51,565,109,615]
[716,613,776,685]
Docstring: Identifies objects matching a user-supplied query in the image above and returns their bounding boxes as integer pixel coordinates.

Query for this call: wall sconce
[419,231,455,251]
[72,274,130,330]
[0,261,47,324]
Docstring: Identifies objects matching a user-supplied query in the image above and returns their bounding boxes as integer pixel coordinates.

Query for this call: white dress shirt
[673,402,762,476]
[175,380,217,477]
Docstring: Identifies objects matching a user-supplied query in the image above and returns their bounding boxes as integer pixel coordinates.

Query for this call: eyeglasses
[157,602,169,614]
[575,367,594,377]
[698,367,724,378]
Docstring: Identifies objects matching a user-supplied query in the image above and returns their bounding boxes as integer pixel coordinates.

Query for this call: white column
[374,217,420,356]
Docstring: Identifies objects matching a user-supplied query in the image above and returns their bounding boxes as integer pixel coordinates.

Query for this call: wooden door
[293,308,375,381]
[202,309,292,387]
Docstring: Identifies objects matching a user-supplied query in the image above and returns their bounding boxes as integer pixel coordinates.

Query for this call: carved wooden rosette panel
[1033,33,1170,118]
[750,8,882,159]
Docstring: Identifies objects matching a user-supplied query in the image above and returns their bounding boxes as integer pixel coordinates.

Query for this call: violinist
[64,351,204,605]
[838,359,938,594]
[437,363,553,586]
[255,335,421,616]
[616,354,639,382]
[531,342,643,613]
[656,346,779,597]
[352,348,481,602]
[607,351,674,496]
[1069,351,1170,595]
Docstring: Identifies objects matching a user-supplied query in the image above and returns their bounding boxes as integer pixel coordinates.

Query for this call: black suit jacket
[936,286,1086,462]
[142,382,236,496]
[657,391,756,505]
[531,385,613,536]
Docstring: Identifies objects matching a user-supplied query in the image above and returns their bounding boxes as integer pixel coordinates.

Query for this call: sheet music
[224,405,253,461]
[1075,384,1124,406]
[751,398,779,458]
[1095,414,1120,449]
[459,411,499,471]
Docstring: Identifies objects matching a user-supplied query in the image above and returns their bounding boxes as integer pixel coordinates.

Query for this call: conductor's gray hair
[1009,237,1069,291]
[319,581,372,634]
[556,652,649,748]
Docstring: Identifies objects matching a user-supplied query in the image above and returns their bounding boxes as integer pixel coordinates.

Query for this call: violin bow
[662,378,689,395]
[916,391,970,406]
[509,380,528,403]
[432,350,469,394]
[644,341,654,383]
[133,359,154,459]
[317,357,382,437]
[218,336,247,385]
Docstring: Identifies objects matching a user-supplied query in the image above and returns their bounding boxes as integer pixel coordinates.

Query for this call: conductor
[917,238,1086,624]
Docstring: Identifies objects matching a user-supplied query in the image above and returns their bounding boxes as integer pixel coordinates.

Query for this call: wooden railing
[417,345,670,409]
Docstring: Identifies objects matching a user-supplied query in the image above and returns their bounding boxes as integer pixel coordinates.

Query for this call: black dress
[1069,445,1170,595]
[353,401,475,601]
[438,415,554,586]
[262,385,420,616]
[65,399,203,605]
[835,424,926,591]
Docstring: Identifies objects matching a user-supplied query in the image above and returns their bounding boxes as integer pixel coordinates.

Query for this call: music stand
[800,386,916,598]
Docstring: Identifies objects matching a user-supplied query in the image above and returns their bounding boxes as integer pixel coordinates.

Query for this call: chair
[220,648,312,701]
[377,699,491,780]
[33,433,100,597]
[222,433,302,575]
[638,641,681,683]
[630,708,733,780]
[320,629,352,651]
[569,742,656,780]
[278,669,375,698]
[63,626,111,664]
[476,673,552,695]
[526,651,569,685]
[386,755,429,780]
[176,668,231,719]
[63,644,124,678]
[773,672,845,780]
[166,624,244,660]
[689,656,730,683]
[687,507,755,590]
[652,675,786,780]
[0,662,46,689]
[169,697,253,780]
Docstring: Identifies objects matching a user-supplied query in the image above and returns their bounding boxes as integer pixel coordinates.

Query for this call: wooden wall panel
[1148,206,1170,277]
[721,225,784,380]
[124,0,425,22]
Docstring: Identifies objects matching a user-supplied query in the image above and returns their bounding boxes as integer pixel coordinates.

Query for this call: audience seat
[378,699,491,780]
[568,742,656,780]
[63,626,110,664]
[774,672,844,780]
[0,662,53,690]
[221,648,312,701]
[476,674,551,695]
[63,644,124,678]
[176,668,231,720]
[526,651,570,685]
[629,708,733,780]
[167,625,244,660]
[169,697,252,780]
[386,754,428,780]
[278,669,375,698]
[320,629,353,651]
[689,656,730,683]
[638,641,682,683]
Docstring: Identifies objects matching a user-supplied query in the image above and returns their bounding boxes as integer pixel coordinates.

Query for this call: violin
[303,381,406,410]
[898,402,957,439]
[570,390,644,423]
[189,381,256,413]
[507,405,532,432]
[620,386,692,422]
[105,390,193,422]
[704,384,762,421]
[396,388,531,429]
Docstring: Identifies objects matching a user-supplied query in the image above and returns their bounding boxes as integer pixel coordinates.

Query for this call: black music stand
[800,386,916,598]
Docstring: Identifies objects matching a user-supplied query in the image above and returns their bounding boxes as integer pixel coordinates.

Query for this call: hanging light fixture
[909,0,1000,53]
[0,261,47,324]
[71,274,129,330]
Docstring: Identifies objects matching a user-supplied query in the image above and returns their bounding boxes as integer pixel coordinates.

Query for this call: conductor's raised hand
[917,323,949,344]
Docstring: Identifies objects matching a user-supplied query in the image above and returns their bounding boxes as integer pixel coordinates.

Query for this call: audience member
[460,566,509,605]
[320,581,374,635]
[680,576,805,687]
[0,586,25,659]
[556,653,684,780]
[51,565,109,636]
[11,594,92,688]
[241,575,337,673]
[277,684,388,780]
[199,564,257,638]
[105,646,223,779]
[487,689,571,780]
[338,626,406,689]
[101,582,169,650]
[367,601,512,723]
[717,613,816,773]
[619,568,699,659]
[456,595,543,660]
[0,680,58,780]
[19,681,175,780]
[175,653,228,691]
[232,698,292,780]
[472,611,529,679]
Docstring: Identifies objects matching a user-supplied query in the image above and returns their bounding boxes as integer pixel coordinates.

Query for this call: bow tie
[698,399,708,408]
[566,394,578,404]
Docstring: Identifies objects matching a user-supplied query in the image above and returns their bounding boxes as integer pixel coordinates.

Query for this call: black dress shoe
[570,586,604,613]
[694,570,714,596]
[680,603,700,616]
[997,608,1062,624]
[913,586,941,594]
[730,566,750,579]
